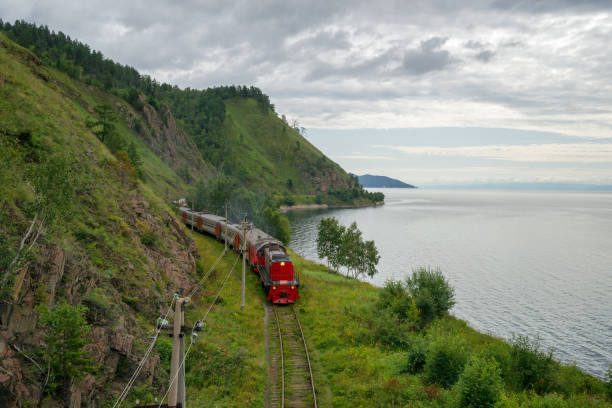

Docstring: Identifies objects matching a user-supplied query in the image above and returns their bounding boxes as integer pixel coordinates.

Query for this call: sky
[2,0,612,186]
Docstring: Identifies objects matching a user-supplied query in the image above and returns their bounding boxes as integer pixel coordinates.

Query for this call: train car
[179,206,299,304]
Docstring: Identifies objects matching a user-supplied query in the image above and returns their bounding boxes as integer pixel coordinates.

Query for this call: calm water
[287,189,612,378]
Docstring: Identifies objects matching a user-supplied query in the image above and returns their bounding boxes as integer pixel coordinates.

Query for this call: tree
[127,141,144,179]
[316,218,380,278]
[357,239,380,278]
[405,267,455,318]
[262,207,291,244]
[340,222,363,277]
[316,217,345,270]
[86,104,116,143]
[37,301,96,396]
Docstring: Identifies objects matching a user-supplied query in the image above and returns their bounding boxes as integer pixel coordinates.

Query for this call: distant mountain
[357,174,416,188]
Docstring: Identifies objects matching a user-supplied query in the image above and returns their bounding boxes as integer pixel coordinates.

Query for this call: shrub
[399,335,428,374]
[370,308,409,348]
[481,341,513,384]
[36,301,95,395]
[156,337,173,366]
[141,232,156,247]
[455,356,503,407]
[424,336,468,387]
[377,280,419,328]
[405,267,455,319]
[509,335,556,393]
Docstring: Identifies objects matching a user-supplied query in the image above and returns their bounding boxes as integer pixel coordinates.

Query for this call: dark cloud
[1,0,611,137]
[401,37,454,75]
[475,50,495,62]
[465,40,487,50]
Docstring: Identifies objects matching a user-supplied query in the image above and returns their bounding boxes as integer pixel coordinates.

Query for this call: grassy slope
[182,232,611,408]
[224,98,357,202]
[0,32,200,404]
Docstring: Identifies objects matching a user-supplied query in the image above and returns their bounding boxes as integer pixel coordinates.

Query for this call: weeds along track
[266,304,317,408]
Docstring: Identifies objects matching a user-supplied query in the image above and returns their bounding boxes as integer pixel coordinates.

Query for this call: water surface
[287,189,612,378]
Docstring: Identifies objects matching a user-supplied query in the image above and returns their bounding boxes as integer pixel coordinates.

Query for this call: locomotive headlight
[291,286,295,290]
[281,262,285,266]
[272,286,277,290]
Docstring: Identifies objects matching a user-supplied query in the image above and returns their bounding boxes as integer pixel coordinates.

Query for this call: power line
[112,298,175,408]
[114,246,226,407]
[155,256,240,407]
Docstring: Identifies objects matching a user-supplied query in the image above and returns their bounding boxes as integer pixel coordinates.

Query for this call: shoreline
[280,201,385,212]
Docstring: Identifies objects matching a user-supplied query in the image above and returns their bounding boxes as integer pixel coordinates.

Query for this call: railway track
[266,304,317,408]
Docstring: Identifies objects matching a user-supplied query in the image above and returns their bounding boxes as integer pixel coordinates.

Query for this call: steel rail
[291,305,317,408]
[272,305,285,408]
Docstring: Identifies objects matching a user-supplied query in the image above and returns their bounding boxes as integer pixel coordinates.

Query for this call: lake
[287,189,612,378]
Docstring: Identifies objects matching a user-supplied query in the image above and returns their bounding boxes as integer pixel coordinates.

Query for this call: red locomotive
[179,206,299,304]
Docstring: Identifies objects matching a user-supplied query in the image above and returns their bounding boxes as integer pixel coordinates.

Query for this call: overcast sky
[2,0,612,186]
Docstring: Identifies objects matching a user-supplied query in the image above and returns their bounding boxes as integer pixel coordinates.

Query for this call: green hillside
[0,31,204,405]
[0,20,382,213]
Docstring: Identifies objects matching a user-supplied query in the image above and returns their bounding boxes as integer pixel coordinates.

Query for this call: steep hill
[0,20,378,211]
[0,32,204,405]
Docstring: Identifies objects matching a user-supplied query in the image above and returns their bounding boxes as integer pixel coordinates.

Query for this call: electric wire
[112,298,175,408]
[187,248,227,299]
[113,245,226,407]
[156,342,193,408]
[155,256,240,407]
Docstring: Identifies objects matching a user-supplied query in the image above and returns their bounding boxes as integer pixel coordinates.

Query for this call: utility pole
[153,296,202,408]
[169,296,186,408]
[241,216,247,310]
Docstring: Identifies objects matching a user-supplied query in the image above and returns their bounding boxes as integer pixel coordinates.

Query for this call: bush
[399,335,428,374]
[141,232,156,247]
[370,308,409,348]
[424,336,468,387]
[405,267,455,319]
[376,280,419,327]
[509,335,556,393]
[455,356,503,407]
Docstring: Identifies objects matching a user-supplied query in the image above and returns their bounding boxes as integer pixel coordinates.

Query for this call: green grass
[224,99,355,197]
[184,232,267,407]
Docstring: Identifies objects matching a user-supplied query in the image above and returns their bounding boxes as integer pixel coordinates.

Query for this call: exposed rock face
[117,99,214,184]
[0,194,198,407]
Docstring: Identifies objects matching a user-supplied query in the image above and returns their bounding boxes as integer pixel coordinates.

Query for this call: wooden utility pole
[153,296,202,408]
[169,297,187,408]
[241,216,247,310]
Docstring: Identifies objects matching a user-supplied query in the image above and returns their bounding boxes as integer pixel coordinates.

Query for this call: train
[178,204,299,304]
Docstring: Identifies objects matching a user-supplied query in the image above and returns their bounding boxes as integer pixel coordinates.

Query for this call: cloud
[376,143,612,163]
[2,0,612,139]
[474,50,495,62]
[401,37,454,75]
